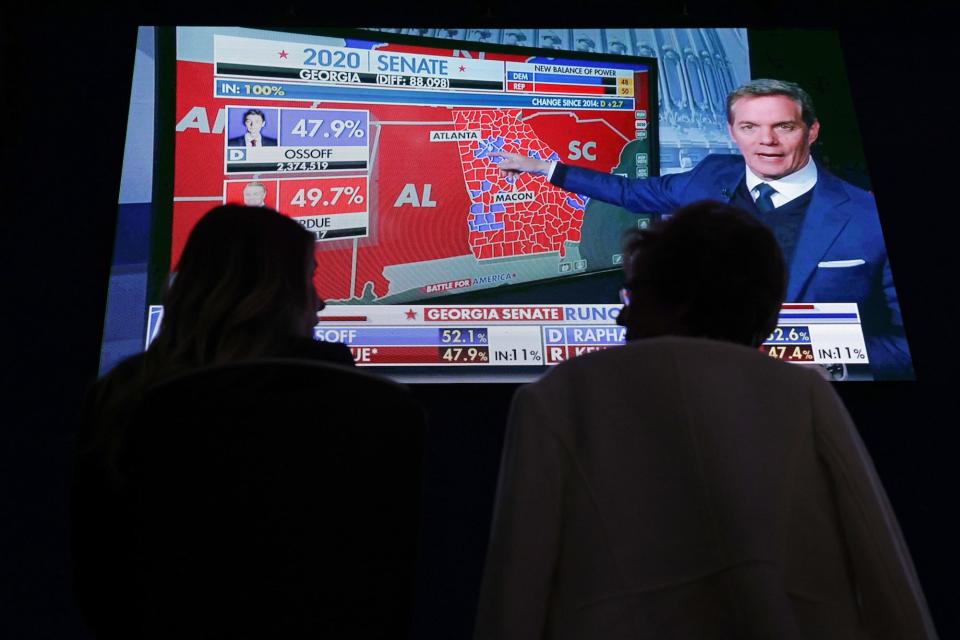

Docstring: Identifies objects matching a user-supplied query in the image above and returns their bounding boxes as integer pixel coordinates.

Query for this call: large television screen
[100,26,914,381]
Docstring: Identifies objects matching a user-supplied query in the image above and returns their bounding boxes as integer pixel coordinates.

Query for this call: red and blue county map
[454,109,587,260]
[172,53,636,302]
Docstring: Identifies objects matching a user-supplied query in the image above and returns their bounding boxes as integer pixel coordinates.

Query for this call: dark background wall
[3,3,958,637]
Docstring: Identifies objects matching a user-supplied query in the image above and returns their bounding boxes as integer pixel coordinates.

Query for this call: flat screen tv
[100,26,913,382]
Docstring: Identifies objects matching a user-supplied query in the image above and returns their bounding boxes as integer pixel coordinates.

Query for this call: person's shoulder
[697,153,741,167]
[524,336,676,393]
[275,340,424,416]
[533,335,817,390]
[691,153,742,173]
[282,337,356,366]
[678,153,743,184]
[80,352,150,440]
[817,164,877,208]
[652,336,828,384]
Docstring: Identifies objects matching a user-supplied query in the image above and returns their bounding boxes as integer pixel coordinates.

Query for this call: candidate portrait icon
[227,108,279,148]
[224,179,277,209]
[242,181,269,207]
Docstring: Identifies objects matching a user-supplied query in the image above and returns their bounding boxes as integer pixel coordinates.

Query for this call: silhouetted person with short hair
[614,201,787,348]
[475,201,937,640]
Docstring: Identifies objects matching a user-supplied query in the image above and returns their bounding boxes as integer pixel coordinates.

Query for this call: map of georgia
[453,109,588,260]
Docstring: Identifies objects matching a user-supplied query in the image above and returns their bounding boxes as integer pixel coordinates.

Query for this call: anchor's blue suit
[552,155,910,378]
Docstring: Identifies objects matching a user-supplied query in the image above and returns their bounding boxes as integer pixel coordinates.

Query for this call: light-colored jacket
[475,337,936,639]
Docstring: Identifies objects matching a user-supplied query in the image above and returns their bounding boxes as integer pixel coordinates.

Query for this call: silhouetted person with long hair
[475,201,937,639]
[72,205,353,638]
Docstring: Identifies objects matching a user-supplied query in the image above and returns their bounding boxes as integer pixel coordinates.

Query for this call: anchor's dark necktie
[755,182,776,213]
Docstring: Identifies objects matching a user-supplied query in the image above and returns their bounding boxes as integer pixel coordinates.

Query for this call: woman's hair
[622,200,787,347]
[144,204,317,379]
[82,205,317,482]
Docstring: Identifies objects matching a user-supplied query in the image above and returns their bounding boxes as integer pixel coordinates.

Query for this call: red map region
[172,60,472,301]
[348,120,472,300]
[527,111,636,172]
[453,109,590,260]
[172,58,642,301]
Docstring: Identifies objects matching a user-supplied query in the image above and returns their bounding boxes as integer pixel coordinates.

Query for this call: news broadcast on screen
[101,26,912,381]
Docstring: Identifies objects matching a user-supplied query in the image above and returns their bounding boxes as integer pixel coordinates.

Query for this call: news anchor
[494,79,910,379]
[227,108,278,147]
